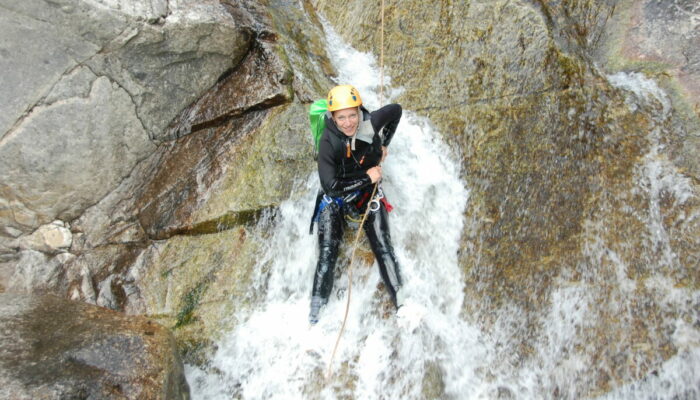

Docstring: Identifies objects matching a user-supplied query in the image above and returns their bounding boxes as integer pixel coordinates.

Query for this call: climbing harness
[309,190,364,234]
[326,0,387,380]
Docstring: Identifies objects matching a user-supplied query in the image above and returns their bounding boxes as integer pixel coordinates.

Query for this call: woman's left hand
[381,146,388,163]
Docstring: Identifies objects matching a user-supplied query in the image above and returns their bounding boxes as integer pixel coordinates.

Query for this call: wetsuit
[309,104,403,323]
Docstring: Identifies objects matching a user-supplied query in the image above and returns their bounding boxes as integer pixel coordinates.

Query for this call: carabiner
[368,185,384,212]
[369,198,381,212]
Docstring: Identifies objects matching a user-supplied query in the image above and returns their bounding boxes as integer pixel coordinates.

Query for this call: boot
[309,296,325,325]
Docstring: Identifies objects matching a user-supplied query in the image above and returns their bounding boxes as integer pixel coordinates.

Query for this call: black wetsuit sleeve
[318,133,372,197]
[370,104,402,147]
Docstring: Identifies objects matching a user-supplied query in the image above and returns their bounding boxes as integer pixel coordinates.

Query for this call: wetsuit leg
[310,201,343,323]
[364,203,403,308]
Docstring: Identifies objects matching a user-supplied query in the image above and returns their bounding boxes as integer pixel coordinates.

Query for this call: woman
[309,84,404,325]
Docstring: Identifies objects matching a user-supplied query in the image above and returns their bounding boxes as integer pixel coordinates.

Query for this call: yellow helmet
[327,85,362,112]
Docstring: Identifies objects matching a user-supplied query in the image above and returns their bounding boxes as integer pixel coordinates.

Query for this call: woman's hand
[367,166,382,183]
[381,146,388,163]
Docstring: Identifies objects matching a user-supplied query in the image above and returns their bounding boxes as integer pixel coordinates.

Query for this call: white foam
[607,71,671,116]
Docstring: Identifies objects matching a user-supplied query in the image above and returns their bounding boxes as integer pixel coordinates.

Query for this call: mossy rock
[139,225,265,365]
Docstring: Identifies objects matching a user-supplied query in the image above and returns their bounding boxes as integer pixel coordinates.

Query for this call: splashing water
[185,23,486,399]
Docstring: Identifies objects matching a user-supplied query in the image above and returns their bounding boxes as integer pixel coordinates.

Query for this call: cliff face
[1,0,334,363]
[0,0,246,233]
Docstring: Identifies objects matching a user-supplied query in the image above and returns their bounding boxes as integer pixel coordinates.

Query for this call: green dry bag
[309,99,328,152]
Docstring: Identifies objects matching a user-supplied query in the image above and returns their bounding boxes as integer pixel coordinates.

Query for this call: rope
[326,0,386,380]
[379,0,385,106]
[325,183,378,379]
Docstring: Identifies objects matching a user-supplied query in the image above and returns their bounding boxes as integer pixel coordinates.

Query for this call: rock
[32,2,332,364]
[1,225,23,238]
[136,102,313,240]
[597,0,700,106]
[231,0,336,102]
[18,220,72,253]
[0,237,20,263]
[7,250,67,294]
[0,293,189,399]
[189,102,314,225]
[165,38,293,139]
[0,0,117,138]
[5,247,75,297]
[127,0,331,241]
[2,0,330,380]
[97,275,120,310]
[69,172,153,251]
[130,228,263,364]
[1,74,154,232]
[595,0,700,177]
[62,244,144,308]
[0,262,12,293]
[70,264,98,305]
[5,0,331,364]
[0,0,251,234]
[85,1,252,141]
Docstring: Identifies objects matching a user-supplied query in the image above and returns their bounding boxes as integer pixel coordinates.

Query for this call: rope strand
[326,183,379,379]
[326,0,386,380]
[380,0,385,106]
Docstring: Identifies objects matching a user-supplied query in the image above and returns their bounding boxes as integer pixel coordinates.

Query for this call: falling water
[185,23,699,400]
[185,23,486,399]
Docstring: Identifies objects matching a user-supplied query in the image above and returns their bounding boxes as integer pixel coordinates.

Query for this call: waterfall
[185,24,699,400]
[185,24,486,399]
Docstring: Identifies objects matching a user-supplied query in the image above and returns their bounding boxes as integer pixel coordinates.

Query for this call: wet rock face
[0,293,189,399]
[610,0,700,101]
[115,0,331,362]
[596,0,700,177]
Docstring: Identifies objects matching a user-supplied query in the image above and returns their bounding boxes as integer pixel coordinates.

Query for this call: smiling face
[332,107,360,137]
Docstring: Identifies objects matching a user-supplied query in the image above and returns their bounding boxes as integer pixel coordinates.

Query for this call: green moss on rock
[139,225,264,365]
[175,281,208,329]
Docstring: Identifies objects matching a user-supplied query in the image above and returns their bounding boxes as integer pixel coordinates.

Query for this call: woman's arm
[370,104,402,147]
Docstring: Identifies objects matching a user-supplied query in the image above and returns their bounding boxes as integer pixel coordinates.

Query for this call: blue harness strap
[316,195,343,220]
[309,190,361,234]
